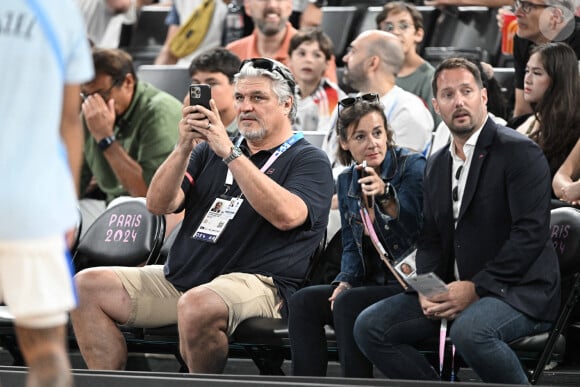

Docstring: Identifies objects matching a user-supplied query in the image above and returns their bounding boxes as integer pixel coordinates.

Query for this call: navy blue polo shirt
[164,137,333,316]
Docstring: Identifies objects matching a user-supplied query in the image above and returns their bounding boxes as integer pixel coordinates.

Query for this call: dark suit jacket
[417,117,561,322]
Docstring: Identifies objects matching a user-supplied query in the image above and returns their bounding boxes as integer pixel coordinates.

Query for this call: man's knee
[449,313,486,347]
[177,287,228,330]
[74,267,114,296]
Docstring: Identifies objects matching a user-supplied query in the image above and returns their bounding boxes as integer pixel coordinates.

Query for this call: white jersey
[0,0,94,239]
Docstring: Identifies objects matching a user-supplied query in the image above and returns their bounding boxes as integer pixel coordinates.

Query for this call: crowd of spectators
[4,0,579,385]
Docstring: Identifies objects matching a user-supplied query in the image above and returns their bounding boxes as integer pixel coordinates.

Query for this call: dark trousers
[288,284,402,377]
[354,292,552,384]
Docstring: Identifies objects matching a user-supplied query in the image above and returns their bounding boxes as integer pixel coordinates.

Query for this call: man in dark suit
[352,57,560,384]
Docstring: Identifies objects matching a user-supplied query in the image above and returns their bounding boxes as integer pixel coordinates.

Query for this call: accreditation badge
[192,196,244,243]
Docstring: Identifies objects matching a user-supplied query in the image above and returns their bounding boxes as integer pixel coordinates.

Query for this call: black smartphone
[189,84,211,109]
[360,160,374,207]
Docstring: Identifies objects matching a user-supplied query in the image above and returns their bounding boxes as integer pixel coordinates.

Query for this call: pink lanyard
[359,205,407,289]
[439,319,456,381]
[360,188,457,378]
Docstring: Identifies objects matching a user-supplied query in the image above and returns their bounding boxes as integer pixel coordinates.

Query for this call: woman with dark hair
[517,42,580,195]
[288,95,426,377]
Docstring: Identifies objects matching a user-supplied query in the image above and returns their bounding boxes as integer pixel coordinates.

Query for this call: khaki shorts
[0,236,76,328]
[112,265,282,336]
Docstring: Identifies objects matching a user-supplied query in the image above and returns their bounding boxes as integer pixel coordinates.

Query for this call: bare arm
[61,84,85,196]
[81,96,148,197]
[553,139,580,205]
[225,154,309,230]
[147,104,203,214]
[154,24,179,65]
[192,101,309,231]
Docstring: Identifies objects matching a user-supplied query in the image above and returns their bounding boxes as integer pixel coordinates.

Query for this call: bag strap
[169,0,216,58]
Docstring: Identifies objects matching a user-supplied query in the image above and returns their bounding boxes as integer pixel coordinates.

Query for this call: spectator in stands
[429,58,508,155]
[288,27,346,132]
[77,0,136,48]
[1,1,93,386]
[376,1,440,127]
[515,42,580,196]
[322,30,433,171]
[154,1,228,65]
[79,48,181,229]
[188,47,241,136]
[512,0,580,119]
[70,58,334,374]
[553,138,580,205]
[298,0,325,27]
[424,0,510,5]
[289,96,425,377]
[226,0,337,83]
[354,57,560,384]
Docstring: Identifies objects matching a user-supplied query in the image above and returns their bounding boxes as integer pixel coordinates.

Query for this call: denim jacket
[334,147,425,286]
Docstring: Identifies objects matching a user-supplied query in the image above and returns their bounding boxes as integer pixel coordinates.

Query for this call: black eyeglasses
[240,58,296,95]
[338,93,380,116]
[452,165,463,202]
[513,0,550,14]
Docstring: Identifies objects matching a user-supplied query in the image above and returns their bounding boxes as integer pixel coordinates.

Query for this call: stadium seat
[122,5,170,67]
[137,64,191,101]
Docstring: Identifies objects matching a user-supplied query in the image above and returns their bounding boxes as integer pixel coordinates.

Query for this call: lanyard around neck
[224,132,304,187]
[359,200,407,289]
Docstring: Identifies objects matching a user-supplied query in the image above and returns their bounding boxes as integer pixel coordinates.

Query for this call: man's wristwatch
[223,145,242,165]
[97,135,116,151]
[376,182,394,205]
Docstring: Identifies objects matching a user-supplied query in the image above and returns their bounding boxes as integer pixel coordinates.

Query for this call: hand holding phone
[407,272,448,298]
[360,160,374,208]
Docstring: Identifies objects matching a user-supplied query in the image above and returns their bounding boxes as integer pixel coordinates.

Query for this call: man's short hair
[432,57,483,97]
[188,47,242,83]
[92,48,136,84]
[288,27,334,61]
[235,58,298,121]
[376,1,424,31]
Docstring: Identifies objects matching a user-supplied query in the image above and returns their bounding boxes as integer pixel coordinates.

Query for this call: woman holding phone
[288,94,426,377]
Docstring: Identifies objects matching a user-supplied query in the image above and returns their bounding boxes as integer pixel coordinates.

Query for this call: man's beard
[256,18,286,37]
[240,126,267,141]
[343,63,366,91]
[448,124,476,139]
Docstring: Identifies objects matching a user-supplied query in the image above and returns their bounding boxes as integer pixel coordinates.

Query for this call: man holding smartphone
[71,58,334,374]
[353,57,560,384]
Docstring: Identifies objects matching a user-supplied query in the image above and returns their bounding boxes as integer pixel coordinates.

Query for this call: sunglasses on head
[240,58,296,95]
[338,93,380,116]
